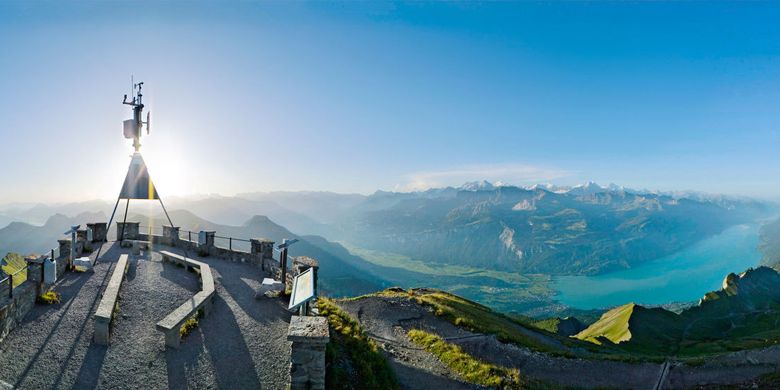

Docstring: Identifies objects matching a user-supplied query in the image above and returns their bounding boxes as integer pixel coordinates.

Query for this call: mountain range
[330,183,771,275]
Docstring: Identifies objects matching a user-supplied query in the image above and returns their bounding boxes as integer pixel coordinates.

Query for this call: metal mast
[122,81,150,153]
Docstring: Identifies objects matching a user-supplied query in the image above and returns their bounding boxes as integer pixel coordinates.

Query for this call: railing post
[229,237,233,251]
[188,231,192,242]
[8,275,13,298]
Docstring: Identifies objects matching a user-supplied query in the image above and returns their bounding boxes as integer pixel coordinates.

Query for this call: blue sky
[1,1,780,203]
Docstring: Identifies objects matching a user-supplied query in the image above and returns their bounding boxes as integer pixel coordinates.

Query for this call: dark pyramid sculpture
[120,153,159,200]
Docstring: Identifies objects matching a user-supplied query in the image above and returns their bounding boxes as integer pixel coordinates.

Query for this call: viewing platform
[0,235,300,389]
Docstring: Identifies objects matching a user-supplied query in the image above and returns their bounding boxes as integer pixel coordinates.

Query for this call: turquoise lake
[553,223,762,310]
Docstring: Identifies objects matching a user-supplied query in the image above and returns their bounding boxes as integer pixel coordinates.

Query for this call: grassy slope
[574,303,636,345]
[407,329,526,389]
[530,318,563,334]
[317,298,399,390]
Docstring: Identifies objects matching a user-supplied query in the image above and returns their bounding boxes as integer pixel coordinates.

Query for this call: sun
[139,135,189,199]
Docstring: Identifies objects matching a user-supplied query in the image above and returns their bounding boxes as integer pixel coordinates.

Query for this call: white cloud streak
[396,163,572,192]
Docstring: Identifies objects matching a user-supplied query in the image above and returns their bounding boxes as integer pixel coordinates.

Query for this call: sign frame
[288,267,316,312]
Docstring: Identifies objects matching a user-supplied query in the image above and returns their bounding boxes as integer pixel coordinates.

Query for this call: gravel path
[0,242,293,389]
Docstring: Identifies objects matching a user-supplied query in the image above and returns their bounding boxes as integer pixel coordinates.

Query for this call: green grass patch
[317,297,398,390]
[407,329,525,389]
[530,318,561,334]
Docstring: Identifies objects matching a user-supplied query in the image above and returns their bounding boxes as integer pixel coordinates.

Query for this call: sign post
[277,238,299,292]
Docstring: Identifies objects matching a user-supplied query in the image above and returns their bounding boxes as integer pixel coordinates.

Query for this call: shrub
[180,316,199,338]
[37,291,61,305]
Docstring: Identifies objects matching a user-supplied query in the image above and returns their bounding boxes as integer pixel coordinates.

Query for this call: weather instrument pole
[94,80,179,263]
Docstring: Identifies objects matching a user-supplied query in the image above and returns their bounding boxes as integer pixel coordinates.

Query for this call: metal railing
[0,266,27,299]
[214,235,251,252]
[129,226,253,253]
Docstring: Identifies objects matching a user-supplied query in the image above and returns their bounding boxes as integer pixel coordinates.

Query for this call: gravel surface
[0,242,293,389]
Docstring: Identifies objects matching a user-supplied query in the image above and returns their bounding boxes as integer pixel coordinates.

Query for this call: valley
[0,183,776,318]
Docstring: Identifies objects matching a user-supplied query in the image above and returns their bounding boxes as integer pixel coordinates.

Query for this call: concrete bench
[255,278,283,299]
[161,250,199,272]
[157,250,216,349]
[94,254,129,345]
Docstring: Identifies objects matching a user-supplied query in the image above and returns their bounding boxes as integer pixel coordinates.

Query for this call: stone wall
[0,282,36,343]
[0,259,48,344]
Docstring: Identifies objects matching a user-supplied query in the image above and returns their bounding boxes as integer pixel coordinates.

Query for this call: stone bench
[157,251,216,349]
[255,277,283,299]
[94,254,129,345]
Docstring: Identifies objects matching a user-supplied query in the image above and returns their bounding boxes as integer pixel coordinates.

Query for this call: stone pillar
[77,228,91,253]
[25,256,44,297]
[251,238,275,269]
[163,226,180,247]
[58,239,72,261]
[197,231,215,256]
[287,316,329,390]
[116,222,140,241]
[87,222,108,242]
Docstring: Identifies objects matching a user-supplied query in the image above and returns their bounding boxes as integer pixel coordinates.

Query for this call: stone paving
[0,242,292,389]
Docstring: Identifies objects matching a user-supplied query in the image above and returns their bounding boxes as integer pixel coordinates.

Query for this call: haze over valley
[1,181,776,316]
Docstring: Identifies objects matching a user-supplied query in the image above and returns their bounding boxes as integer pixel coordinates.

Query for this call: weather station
[96,80,177,262]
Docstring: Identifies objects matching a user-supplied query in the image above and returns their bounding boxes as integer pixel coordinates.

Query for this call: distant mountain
[164,196,332,236]
[0,200,112,225]
[0,214,13,230]
[759,217,780,270]
[236,191,367,225]
[333,184,770,275]
[574,266,780,356]
[0,211,107,257]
